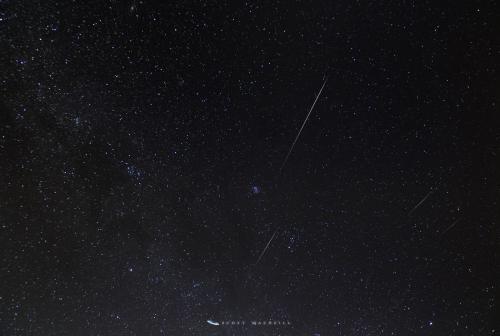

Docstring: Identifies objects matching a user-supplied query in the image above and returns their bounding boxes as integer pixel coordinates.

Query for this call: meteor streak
[280,76,328,172]
[255,229,279,265]
[408,189,433,216]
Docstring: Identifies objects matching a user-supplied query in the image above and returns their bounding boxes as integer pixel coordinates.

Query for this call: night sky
[1,1,499,335]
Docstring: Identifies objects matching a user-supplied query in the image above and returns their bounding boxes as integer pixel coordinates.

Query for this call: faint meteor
[408,189,433,216]
[279,76,328,172]
[440,218,460,236]
[255,229,279,265]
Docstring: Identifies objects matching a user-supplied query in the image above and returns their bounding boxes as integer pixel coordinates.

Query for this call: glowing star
[207,320,219,326]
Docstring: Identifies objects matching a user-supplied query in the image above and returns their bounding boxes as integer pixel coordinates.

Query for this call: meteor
[408,189,433,216]
[255,229,279,265]
[280,76,328,172]
[207,320,220,326]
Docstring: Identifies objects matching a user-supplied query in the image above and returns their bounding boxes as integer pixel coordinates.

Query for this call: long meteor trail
[255,229,279,265]
[279,77,328,172]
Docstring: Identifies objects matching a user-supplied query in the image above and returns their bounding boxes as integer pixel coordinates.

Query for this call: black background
[1,0,498,335]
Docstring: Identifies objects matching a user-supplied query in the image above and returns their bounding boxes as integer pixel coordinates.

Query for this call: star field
[1,1,498,335]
